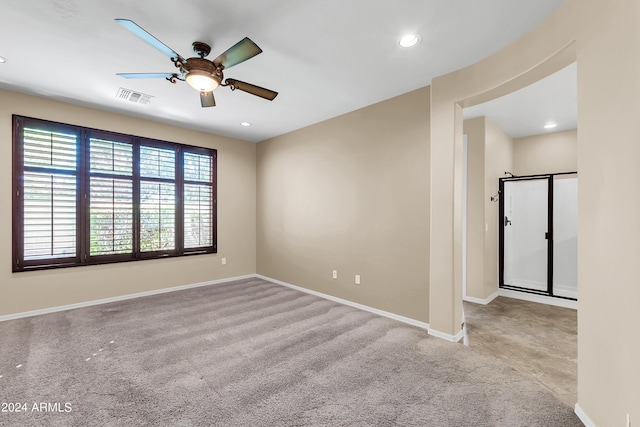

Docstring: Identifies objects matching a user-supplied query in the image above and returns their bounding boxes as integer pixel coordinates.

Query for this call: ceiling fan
[115,19,278,107]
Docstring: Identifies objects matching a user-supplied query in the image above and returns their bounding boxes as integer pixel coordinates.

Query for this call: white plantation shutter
[140,182,176,251]
[184,184,213,248]
[183,152,214,249]
[21,127,77,261]
[89,177,134,255]
[90,138,133,175]
[140,146,175,179]
[89,138,134,256]
[184,152,212,182]
[23,127,76,170]
[140,146,176,252]
[23,173,76,260]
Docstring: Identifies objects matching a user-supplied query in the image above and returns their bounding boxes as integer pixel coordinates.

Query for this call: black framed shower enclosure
[498,172,578,300]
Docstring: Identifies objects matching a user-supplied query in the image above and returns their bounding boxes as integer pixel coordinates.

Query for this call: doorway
[499,172,578,300]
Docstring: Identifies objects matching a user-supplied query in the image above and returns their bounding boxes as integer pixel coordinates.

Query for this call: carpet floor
[0,278,583,426]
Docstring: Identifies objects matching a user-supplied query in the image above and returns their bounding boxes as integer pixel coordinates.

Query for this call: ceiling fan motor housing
[181,57,223,86]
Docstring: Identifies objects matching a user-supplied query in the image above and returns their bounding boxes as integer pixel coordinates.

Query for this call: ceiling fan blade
[117,73,176,79]
[213,37,262,69]
[226,79,278,101]
[200,91,216,107]
[115,19,183,61]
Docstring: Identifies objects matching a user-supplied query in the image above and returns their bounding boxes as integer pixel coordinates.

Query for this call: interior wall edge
[461,41,577,110]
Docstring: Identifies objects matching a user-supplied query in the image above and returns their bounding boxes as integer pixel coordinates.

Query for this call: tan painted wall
[463,118,485,301]
[430,0,639,424]
[257,87,430,323]
[576,1,640,425]
[463,117,512,301]
[0,89,257,317]
[484,118,512,297]
[513,129,577,176]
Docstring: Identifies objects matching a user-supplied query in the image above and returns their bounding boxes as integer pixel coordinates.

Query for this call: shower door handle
[545,232,551,240]
[504,216,512,227]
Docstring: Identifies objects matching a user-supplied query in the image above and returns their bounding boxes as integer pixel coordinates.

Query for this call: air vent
[116,87,153,105]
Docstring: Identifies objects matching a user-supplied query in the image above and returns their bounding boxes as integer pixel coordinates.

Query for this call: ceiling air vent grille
[116,87,153,105]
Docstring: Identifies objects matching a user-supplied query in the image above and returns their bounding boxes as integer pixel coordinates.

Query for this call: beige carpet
[0,278,582,426]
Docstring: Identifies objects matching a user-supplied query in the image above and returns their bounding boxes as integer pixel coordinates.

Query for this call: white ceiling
[463,62,577,139]
[0,0,566,143]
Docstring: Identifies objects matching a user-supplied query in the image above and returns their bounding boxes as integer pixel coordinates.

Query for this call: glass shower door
[552,175,578,298]
[503,178,549,293]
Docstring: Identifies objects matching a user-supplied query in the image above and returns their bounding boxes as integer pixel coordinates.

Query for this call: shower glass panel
[552,175,578,299]
[503,179,549,292]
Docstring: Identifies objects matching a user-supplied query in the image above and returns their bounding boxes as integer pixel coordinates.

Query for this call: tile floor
[463,296,577,407]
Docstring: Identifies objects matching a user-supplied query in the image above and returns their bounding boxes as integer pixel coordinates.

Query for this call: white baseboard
[498,289,578,310]
[428,328,464,343]
[574,403,597,427]
[463,291,499,305]
[255,274,430,331]
[0,274,256,323]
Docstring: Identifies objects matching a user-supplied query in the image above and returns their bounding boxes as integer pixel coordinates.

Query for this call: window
[12,116,217,272]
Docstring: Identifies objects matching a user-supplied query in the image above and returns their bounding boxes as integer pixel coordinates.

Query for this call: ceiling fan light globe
[186,70,219,92]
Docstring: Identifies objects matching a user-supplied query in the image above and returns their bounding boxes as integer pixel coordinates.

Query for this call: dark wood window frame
[12,115,217,272]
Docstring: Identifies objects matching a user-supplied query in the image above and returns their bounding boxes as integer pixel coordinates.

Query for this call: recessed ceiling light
[544,122,558,129]
[399,34,421,48]
[0,56,7,63]
[240,122,252,127]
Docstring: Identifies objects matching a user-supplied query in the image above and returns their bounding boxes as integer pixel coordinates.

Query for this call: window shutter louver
[140,146,177,252]
[184,152,212,182]
[140,146,175,179]
[22,127,77,262]
[183,152,214,249]
[89,177,134,256]
[23,127,77,170]
[140,182,176,251]
[184,184,213,248]
[23,173,77,260]
[89,138,134,256]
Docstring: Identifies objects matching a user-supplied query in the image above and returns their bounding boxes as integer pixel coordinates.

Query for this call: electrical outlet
[332,270,338,279]
[221,257,227,265]
[355,274,361,285]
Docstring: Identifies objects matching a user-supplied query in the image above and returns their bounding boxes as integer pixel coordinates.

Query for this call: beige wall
[463,118,485,301]
[484,118,513,297]
[257,87,430,323]
[513,129,577,176]
[431,0,639,424]
[576,1,640,425]
[463,117,512,301]
[0,89,256,317]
